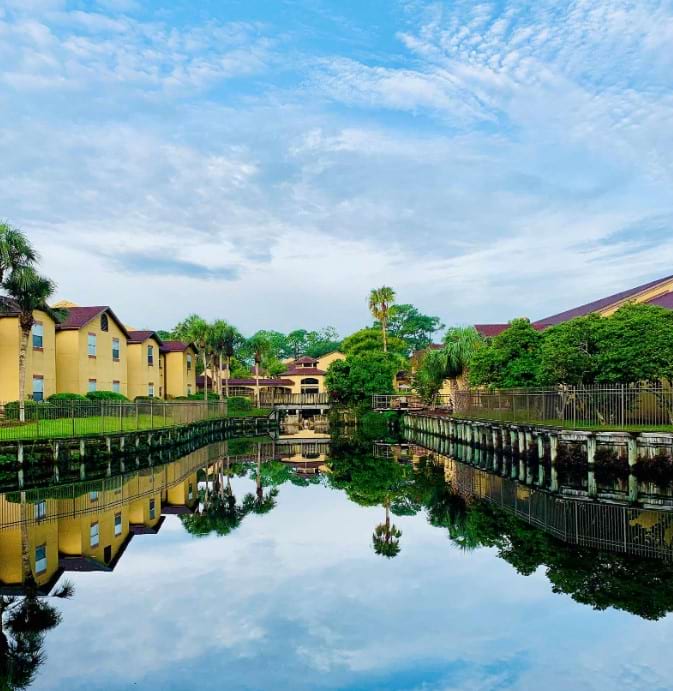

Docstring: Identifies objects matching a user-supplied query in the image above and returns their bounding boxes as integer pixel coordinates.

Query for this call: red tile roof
[128,330,163,345]
[293,356,319,365]
[196,375,293,387]
[647,292,673,309]
[161,340,197,353]
[56,306,130,338]
[533,274,673,327]
[283,367,326,376]
[474,324,510,338]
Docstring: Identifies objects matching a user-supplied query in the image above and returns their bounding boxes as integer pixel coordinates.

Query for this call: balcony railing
[259,392,331,406]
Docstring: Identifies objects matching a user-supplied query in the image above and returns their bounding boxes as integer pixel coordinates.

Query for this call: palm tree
[3,268,56,423]
[368,286,396,353]
[372,498,402,558]
[173,315,211,399]
[247,334,271,405]
[440,326,484,397]
[209,321,239,400]
[0,223,37,286]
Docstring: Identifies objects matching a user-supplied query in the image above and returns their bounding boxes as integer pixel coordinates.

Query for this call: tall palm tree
[440,326,484,395]
[209,321,239,400]
[0,223,37,286]
[173,315,211,399]
[372,498,402,558]
[3,268,56,423]
[368,286,396,353]
[247,334,271,405]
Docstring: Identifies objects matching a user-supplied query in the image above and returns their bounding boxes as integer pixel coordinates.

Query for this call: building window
[32,376,44,402]
[88,379,97,393]
[100,313,109,332]
[114,511,122,536]
[35,500,47,520]
[90,491,98,503]
[35,544,47,574]
[186,354,192,371]
[147,345,154,366]
[148,383,155,398]
[112,380,120,393]
[32,322,44,349]
[149,499,156,520]
[87,333,96,357]
[112,337,120,361]
[90,522,99,548]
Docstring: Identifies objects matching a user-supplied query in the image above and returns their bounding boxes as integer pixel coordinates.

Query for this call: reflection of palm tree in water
[372,498,402,558]
[1,512,74,691]
[245,444,279,515]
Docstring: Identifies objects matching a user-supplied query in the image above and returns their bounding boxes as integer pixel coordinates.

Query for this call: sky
[1,0,672,336]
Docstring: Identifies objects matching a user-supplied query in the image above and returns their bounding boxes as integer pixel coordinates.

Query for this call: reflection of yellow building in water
[0,444,214,593]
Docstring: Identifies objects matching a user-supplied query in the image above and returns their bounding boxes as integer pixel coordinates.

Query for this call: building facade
[162,341,198,398]
[127,330,165,400]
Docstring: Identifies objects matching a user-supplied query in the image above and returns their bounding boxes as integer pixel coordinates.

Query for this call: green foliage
[227,396,253,412]
[85,391,129,401]
[376,303,444,353]
[341,328,407,359]
[47,393,88,402]
[413,350,448,403]
[469,318,543,388]
[3,400,52,422]
[325,352,401,404]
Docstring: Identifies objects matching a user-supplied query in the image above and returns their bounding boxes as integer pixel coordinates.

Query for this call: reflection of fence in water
[446,457,673,560]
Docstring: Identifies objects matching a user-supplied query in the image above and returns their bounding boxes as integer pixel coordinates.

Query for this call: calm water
[3,432,673,691]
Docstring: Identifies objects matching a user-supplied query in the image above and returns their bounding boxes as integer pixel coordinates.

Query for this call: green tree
[209,321,243,399]
[247,333,272,404]
[326,352,400,404]
[286,329,309,359]
[3,268,57,422]
[368,286,396,353]
[0,223,37,286]
[172,314,211,397]
[469,318,542,388]
[378,304,444,354]
[304,326,341,358]
[372,499,402,558]
[341,327,407,360]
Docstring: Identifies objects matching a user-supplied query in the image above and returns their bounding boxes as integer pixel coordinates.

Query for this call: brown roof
[0,296,21,317]
[475,323,545,338]
[161,340,197,353]
[283,367,326,376]
[293,356,319,365]
[197,375,293,387]
[56,306,130,338]
[128,330,163,345]
[533,274,673,327]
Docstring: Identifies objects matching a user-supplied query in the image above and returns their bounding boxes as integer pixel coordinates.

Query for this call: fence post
[150,399,154,430]
[135,401,139,431]
[119,402,123,432]
[72,402,75,437]
[164,402,167,428]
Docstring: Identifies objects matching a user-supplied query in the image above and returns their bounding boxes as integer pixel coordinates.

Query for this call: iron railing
[372,394,452,411]
[0,400,228,441]
[453,384,673,428]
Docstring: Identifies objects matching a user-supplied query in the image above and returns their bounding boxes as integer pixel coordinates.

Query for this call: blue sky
[1,0,672,335]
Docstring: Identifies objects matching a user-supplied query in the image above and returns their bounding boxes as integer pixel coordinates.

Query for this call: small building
[282,356,329,394]
[0,297,57,402]
[53,302,130,396]
[127,330,165,400]
[161,340,198,398]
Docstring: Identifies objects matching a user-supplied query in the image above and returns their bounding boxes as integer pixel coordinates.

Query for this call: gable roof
[293,356,319,365]
[161,340,197,354]
[283,366,326,376]
[0,296,57,321]
[533,274,673,327]
[128,330,164,345]
[56,305,130,338]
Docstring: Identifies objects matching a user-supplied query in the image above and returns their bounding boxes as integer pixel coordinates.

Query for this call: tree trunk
[20,491,33,586]
[255,361,260,406]
[381,316,388,354]
[224,357,230,398]
[218,353,224,401]
[18,327,30,423]
[202,351,208,401]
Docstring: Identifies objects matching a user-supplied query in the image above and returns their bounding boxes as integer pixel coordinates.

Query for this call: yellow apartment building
[0,297,57,403]
[53,302,129,396]
[162,340,198,398]
[127,330,165,400]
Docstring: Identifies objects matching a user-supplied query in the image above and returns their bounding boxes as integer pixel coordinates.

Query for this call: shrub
[2,400,53,422]
[188,392,219,400]
[227,396,252,411]
[86,391,129,401]
[47,392,88,402]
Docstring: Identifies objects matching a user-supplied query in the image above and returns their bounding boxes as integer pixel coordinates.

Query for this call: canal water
[3,431,673,690]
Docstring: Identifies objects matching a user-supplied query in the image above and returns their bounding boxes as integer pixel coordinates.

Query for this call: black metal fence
[453,384,673,428]
[0,400,228,441]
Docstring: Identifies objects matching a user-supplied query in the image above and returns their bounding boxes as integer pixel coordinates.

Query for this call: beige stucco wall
[127,336,163,400]
[55,313,128,395]
[0,309,57,402]
[164,347,196,398]
[316,351,345,371]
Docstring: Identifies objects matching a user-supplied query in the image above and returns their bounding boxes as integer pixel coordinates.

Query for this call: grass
[0,407,273,441]
[457,411,673,433]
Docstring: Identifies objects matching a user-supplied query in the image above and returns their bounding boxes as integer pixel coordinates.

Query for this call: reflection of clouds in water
[33,483,673,690]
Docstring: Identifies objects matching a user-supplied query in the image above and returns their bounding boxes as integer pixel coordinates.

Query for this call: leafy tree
[326,352,400,404]
[3,268,57,422]
[304,326,341,358]
[368,286,396,353]
[286,329,309,359]
[372,500,402,558]
[247,334,272,402]
[209,321,243,398]
[341,328,407,360]
[377,304,443,353]
[538,314,602,385]
[172,314,211,396]
[469,318,542,388]
[413,349,448,403]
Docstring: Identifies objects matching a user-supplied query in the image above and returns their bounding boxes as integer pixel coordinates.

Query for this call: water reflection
[4,429,673,688]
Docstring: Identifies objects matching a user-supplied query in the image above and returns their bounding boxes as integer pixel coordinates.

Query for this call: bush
[188,392,219,400]
[3,400,53,422]
[227,396,252,412]
[47,392,88,402]
[86,391,129,401]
